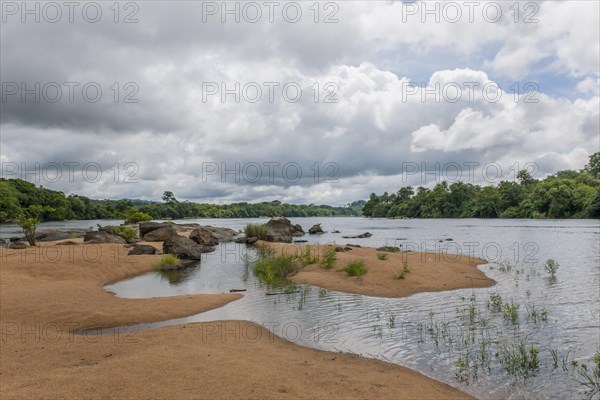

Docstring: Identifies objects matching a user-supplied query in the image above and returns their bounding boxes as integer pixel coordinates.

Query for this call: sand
[258,241,496,297]
[0,239,477,399]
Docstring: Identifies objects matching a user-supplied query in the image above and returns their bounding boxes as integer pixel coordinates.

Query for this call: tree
[584,152,600,178]
[18,205,54,246]
[162,191,178,204]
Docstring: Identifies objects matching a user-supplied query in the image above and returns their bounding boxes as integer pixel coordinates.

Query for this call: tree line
[0,179,362,223]
[362,153,600,219]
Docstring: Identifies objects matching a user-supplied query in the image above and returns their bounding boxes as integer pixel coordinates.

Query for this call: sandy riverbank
[0,239,475,399]
[258,241,495,297]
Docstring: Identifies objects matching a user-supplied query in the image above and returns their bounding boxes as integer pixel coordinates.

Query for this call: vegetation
[244,223,268,240]
[252,246,300,284]
[0,179,360,223]
[109,225,139,243]
[343,260,367,277]
[377,252,388,260]
[362,153,600,219]
[570,351,600,394]
[320,244,337,269]
[16,205,53,246]
[403,261,410,273]
[393,271,405,280]
[154,254,180,270]
[543,259,560,278]
[297,245,318,266]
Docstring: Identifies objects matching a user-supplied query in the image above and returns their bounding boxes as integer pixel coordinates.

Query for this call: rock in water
[143,226,178,242]
[163,236,213,260]
[308,224,324,234]
[189,227,219,246]
[84,231,126,244]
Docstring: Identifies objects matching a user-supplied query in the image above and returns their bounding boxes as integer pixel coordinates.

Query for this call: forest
[362,153,600,219]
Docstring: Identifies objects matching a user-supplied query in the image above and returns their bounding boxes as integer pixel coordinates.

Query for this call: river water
[5,218,599,399]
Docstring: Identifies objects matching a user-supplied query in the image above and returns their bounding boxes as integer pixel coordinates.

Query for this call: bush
[543,259,559,278]
[377,253,388,260]
[253,247,300,284]
[110,226,138,243]
[17,215,39,246]
[124,209,152,224]
[154,254,180,270]
[244,223,268,240]
[344,260,367,277]
[297,245,318,266]
[320,245,337,269]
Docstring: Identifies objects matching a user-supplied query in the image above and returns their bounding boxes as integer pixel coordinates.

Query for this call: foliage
[244,223,268,240]
[343,260,367,277]
[123,209,152,224]
[154,254,180,270]
[252,247,300,284]
[110,225,138,243]
[320,244,337,269]
[17,205,53,246]
[362,153,600,219]
[543,259,560,278]
[377,252,388,260]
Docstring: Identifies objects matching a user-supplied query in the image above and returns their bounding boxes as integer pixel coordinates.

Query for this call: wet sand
[259,241,495,297]
[0,239,475,399]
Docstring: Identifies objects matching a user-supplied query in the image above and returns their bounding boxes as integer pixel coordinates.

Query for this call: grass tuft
[154,254,180,270]
[343,260,367,277]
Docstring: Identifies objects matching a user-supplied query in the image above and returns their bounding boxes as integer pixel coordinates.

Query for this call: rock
[9,237,22,242]
[163,235,214,260]
[376,246,401,253]
[159,259,197,271]
[203,226,238,242]
[56,241,79,246]
[128,244,158,255]
[264,216,295,243]
[291,224,305,237]
[246,237,258,245]
[342,232,372,239]
[35,229,70,242]
[346,244,361,248]
[143,226,178,242]
[83,231,126,244]
[9,241,29,249]
[335,246,348,252]
[138,221,167,236]
[308,224,324,234]
[189,227,219,246]
[332,230,341,234]
[293,240,308,243]
[445,238,453,241]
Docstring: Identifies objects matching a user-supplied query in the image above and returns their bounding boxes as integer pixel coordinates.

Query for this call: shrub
[393,271,405,280]
[123,209,152,224]
[320,245,337,269]
[154,254,180,270]
[344,260,367,277]
[244,223,268,240]
[403,261,410,273]
[543,259,559,278]
[297,245,318,266]
[377,253,388,260]
[110,226,138,243]
[253,248,300,284]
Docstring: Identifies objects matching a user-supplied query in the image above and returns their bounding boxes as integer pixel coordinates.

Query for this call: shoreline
[1,239,476,399]
[258,241,496,298]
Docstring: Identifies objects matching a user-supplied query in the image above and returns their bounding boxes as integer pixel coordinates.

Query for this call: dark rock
[143,226,178,242]
[376,246,401,253]
[56,241,79,246]
[35,229,70,242]
[189,227,219,246]
[159,259,197,271]
[84,231,126,244]
[246,237,258,245]
[203,226,238,242]
[445,238,453,241]
[335,246,347,252]
[163,235,213,260]
[138,222,167,237]
[308,224,324,235]
[293,240,308,243]
[9,241,28,249]
[128,244,158,255]
[9,237,22,242]
[332,230,341,234]
[291,224,305,237]
[264,216,295,243]
[342,232,372,239]
[0,238,5,246]
[346,244,361,248]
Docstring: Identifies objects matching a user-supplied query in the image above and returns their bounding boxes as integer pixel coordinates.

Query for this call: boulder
[308,224,324,234]
[246,237,258,245]
[84,231,126,244]
[128,244,158,255]
[376,246,401,253]
[163,235,214,260]
[138,221,167,237]
[143,226,178,242]
[292,224,305,237]
[264,216,295,243]
[9,241,29,249]
[159,259,197,271]
[35,229,70,242]
[342,232,372,239]
[9,237,22,242]
[189,227,219,246]
[332,230,341,234]
[204,226,239,242]
[56,241,79,246]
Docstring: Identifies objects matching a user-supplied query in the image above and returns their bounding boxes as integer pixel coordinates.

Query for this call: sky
[1,0,599,205]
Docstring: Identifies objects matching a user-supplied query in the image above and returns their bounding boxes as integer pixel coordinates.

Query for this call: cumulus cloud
[1,1,598,205]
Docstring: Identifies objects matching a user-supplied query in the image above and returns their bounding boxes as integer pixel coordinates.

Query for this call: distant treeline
[0,179,364,223]
[362,153,600,219]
